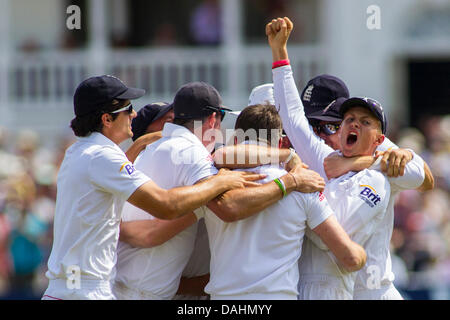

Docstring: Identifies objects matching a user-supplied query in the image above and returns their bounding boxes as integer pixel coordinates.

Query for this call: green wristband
[274,178,287,197]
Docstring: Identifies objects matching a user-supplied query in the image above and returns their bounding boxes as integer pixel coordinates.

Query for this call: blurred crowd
[0,128,75,299]
[0,114,448,300]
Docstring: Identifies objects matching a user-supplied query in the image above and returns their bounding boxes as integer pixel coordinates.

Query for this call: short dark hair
[70,99,127,137]
[234,104,282,145]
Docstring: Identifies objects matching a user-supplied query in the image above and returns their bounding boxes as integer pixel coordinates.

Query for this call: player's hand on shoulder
[289,164,325,193]
[377,148,413,177]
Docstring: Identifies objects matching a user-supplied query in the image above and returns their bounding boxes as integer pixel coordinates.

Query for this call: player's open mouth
[346,132,358,146]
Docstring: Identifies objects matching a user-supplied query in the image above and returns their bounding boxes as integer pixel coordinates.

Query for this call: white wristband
[285,148,295,163]
[193,207,205,220]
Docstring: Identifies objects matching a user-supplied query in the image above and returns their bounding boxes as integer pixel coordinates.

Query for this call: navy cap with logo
[301,74,350,117]
[339,97,387,134]
[307,97,347,122]
[131,102,173,141]
[173,82,231,120]
[73,75,145,117]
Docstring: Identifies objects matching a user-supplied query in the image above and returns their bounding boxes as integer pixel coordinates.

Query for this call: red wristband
[272,59,290,69]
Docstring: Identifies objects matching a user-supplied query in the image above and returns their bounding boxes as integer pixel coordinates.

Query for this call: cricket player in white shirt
[266,17,432,299]
[42,76,260,300]
[114,81,326,299]
[204,104,367,300]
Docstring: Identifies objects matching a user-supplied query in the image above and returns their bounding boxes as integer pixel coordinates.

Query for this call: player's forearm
[130,177,234,220]
[213,145,291,169]
[272,46,289,62]
[119,214,197,248]
[208,174,295,222]
[324,155,375,180]
[125,131,162,163]
[273,66,333,178]
[163,176,237,218]
[313,215,367,273]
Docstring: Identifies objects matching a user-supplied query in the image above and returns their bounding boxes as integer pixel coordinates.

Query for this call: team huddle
[42,17,434,300]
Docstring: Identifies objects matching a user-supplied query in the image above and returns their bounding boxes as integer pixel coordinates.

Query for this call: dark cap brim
[152,103,174,122]
[306,110,342,122]
[116,87,146,100]
[307,113,342,122]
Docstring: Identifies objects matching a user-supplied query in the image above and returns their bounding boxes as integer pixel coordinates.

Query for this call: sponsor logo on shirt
[359,184,381,207]
[120,161,135,175]
[318,191,325,202]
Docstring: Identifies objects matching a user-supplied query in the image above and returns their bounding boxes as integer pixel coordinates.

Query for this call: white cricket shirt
[204,163,333,299]
[298,166,390,298]
[45,133,150,292]
[273,65,425,298]
[114,123,218,300]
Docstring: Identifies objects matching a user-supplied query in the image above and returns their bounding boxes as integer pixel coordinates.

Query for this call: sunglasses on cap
[110,103,134,114]
[204,106,227,121]
[314,123,340,136]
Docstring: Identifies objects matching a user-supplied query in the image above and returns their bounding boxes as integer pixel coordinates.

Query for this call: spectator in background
[392,116,450,299]
[189,0,222,45]
[152,23,178,46]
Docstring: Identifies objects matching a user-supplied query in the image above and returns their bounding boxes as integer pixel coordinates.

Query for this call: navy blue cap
[173,82,231,119]
[131,102,173,141]
[301,74,350,117]
[307,97,346,122]
[340,97,387,134]
[74,75,145,117]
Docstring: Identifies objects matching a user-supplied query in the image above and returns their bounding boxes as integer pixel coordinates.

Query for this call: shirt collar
[162,122,204,147]
[78,132,122,151]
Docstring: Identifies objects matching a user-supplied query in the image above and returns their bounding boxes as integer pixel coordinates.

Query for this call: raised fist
[265,17,293,50]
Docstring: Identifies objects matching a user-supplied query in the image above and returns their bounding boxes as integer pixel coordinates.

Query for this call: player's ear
[375,134,385,147]
[101,113,113,127]
[207,112,217,129]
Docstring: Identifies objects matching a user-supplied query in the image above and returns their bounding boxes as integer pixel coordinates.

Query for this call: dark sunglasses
[204,106,226,121]
[314,123,340,136]
[110,103,134,114]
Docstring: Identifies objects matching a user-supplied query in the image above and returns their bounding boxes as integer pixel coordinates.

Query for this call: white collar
[162,122,204,147]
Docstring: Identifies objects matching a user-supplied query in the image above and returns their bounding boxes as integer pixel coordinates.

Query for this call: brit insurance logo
[359,185,381,208]
[120,161,136,175]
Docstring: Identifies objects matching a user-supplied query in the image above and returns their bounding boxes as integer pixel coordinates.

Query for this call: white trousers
[353,283,403,300]
[42,279,115,300]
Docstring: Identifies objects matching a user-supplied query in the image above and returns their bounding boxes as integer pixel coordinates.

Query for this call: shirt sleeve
[89,146,151,200]
[305,192,334,230]
[373,138,425,192]
[273,65,334,180]
[303,192,333,250]
[177,144,219,186]
[376,137,398,152]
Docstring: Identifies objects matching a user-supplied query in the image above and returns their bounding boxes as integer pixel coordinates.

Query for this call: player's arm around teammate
[324,147,434,191]
[206,158,325,222]
[125,131,162,163]
[127,168,263,220]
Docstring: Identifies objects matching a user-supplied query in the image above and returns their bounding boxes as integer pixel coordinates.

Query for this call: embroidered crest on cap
[303,85,314,102]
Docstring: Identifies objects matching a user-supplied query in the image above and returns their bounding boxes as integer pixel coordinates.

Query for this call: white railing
[4,45,326,138]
